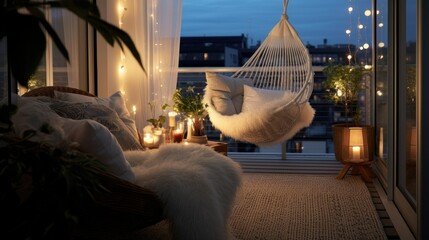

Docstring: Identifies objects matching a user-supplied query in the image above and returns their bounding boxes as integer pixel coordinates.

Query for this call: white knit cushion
[205,72,253,115]
[54,91,138,140]
[48,100,143,151]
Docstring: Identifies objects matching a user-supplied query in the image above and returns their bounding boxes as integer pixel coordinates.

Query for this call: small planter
[332,124,374,164]
[187,135,208,144]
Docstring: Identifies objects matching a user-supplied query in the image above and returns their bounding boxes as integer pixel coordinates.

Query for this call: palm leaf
[27,7,70,62]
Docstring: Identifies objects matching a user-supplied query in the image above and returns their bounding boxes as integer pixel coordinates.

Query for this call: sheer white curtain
[91,0,182,131]
[134,0,182,125]
[61,9,79,88]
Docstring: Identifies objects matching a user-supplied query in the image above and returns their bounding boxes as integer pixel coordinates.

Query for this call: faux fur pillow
[205,72,253,115]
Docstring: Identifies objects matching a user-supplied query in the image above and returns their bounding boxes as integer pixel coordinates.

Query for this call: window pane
[51,8,69,86]
[375,0,389,177]
[396,0,417,208]
[402,0,417,201]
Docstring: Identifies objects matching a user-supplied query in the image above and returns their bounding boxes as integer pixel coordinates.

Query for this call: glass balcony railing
[178,66,371,160]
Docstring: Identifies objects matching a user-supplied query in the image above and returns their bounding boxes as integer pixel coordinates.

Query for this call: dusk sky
[181,0,374,47]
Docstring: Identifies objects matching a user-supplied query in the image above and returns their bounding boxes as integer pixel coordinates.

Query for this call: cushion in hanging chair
[204,72,315,146]
[205,72,253,115]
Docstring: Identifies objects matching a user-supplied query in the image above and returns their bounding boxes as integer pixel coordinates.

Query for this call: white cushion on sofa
[62,118,135,182]
[54,90,138,140]
[11,97,135,182]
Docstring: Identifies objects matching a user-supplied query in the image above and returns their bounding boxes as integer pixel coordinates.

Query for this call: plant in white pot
[323,64,374,164]
[168,86,208,144]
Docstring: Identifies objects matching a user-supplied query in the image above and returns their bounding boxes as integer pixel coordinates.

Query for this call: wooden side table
[336,160,376,182]
[207,141,228,156]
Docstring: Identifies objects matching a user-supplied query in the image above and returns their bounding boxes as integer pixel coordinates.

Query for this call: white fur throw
[204,86,315,146]
[125,143,242,240]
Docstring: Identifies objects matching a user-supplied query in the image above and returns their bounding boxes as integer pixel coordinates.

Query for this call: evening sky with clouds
[181,0,374,47]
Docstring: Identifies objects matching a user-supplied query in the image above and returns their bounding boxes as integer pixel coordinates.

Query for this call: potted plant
[323,64,374,164]
[147,101,166,129]
[168,86,208,144]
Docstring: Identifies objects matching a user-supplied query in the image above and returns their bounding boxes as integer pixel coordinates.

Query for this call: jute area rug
[103,174,387,240]
[229,174,387,240]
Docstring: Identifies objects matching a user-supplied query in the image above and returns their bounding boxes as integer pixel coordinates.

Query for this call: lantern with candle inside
[332,124,374,164]
[348,127,364,163]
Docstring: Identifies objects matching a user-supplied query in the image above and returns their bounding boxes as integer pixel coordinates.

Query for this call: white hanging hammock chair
[203,0,315,146]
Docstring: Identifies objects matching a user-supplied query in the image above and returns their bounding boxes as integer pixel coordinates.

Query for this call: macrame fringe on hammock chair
[203,0,315,146]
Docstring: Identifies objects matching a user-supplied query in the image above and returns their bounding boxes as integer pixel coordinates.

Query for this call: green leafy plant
[0,0,145,88]
[168,86,208,136]
[147,101,166,128]
[323,64,364,125]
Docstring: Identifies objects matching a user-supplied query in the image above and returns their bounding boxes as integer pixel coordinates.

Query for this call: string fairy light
[345,0,371,66]
[118,0,127,74]
[149,0,171,121]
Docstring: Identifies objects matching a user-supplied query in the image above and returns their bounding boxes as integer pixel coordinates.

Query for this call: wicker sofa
[2,86,166,238]
[6,86,241,240]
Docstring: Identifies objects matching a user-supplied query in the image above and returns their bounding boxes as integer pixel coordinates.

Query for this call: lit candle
[173,129,184,143]
[352,146,361,161]
[187,117,193,140]
[143,133,154,147]
[132,105,137,115]
[168,111,177,128]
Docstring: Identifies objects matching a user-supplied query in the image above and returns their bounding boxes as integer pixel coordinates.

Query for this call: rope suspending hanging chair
[203,0,315,146]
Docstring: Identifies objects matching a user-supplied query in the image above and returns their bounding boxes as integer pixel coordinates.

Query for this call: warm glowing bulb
[348,7,353,13]
[377,90,383,96]
[363,43,370,49]
[117,4,124,13]
[345,29,351,35]
[359,46,364,50]
[364,65,372,70]
[364,10,372,16]
[378,42,385,48]
[119,65,126,74]
[337,89,343,97]
[358,24,364,29]
[379,55,384,59]
[378,23,384,27]
[377,10,380,15]
[347,55,352,60]
[132,105,137,115]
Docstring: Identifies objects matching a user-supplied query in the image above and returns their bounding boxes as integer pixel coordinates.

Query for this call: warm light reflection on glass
[364,10,372,16]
